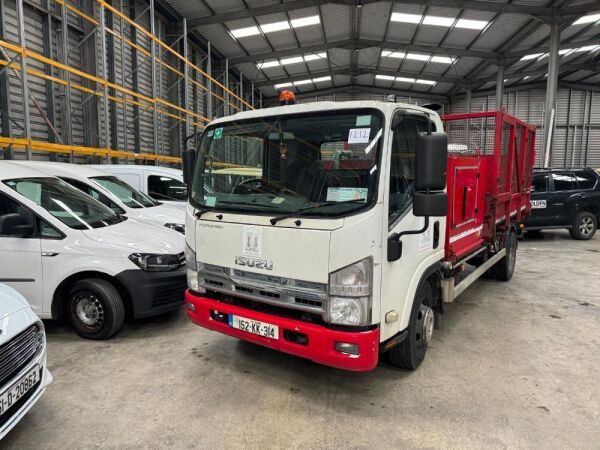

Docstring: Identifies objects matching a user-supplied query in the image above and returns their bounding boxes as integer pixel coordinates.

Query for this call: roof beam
[263,84,448,101]
[187,0,380,27]
[391,0,599,17]
[254,66,467,87]
[229,38,499,65]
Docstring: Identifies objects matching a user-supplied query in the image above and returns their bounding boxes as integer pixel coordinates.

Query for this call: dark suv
[522,168,600,240]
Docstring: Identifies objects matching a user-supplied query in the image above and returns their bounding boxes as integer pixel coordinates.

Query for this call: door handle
[41,252,59,257]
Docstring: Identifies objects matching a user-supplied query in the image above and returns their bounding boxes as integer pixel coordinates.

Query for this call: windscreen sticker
[348,128,371,144]
[271,197,285,204]
[242,226,262,258]
[418,222,434,253]
[205,196,216,207]
[531,199,546,209]
[206,130,214,138]
[213,127,223,140]
[355,115,371,126]
[326,187,367,202]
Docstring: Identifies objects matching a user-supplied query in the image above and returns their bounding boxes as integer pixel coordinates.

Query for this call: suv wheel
[569,212,597,240]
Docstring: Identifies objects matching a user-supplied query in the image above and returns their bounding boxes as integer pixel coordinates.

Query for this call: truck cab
[184,101,449,371]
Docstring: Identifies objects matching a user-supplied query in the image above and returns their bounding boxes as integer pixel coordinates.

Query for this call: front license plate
[229,315,279,339]
[0,366,39,417]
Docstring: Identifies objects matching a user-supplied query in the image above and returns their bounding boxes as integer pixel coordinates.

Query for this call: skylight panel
[520,53,544,61]
[290,15,320,28]
[406,53,430,62]
[304,52,327,62]
[390,13,422,24]
[260,21,290,33]
[559,48,573,55]
[396,77,416,83]
[381,50,406,59]
[573,13,600,25]
[431,56,455,64]
[574,45,600,52]
[230,25,260,38]
[415,79,436,85]
[422,15,455,27]
[274,82,293,89]
[257,60,280,69]
[312,76,331,83]
[455,18,489,30]
[293,79,312,86]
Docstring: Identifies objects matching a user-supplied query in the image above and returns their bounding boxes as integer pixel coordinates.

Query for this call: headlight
[328,258,372,326]
[165,223,185,234]
[129,253,182,272]
[185,243,204,293]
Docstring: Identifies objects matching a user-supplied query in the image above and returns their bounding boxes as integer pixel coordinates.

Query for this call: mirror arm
[388,216,430,262]
[397,215,430,242]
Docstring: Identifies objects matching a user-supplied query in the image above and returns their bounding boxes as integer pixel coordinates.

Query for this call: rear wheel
[67,278,125,340]
[496,230,517,281]
[388,281,434,370]
[569,212,597,240]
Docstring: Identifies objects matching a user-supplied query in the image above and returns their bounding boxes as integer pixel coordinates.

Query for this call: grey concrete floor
[3,230,600,449]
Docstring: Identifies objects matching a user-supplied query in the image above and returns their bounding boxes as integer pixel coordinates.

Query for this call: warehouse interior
[1,0,600,448]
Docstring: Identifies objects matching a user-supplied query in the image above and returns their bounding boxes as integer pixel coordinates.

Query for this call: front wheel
[569,212,597,240]
[388,281,434,370]
[67,278,125,340]
[496,230,517,281]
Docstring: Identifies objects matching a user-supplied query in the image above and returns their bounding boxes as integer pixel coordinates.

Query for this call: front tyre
[67,278,125,340]
[569,212,597,240]
[496,230,517,281]
[388,281,434,370]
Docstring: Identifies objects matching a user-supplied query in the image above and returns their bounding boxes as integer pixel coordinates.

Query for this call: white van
[0,162,186,339]
[90,165,188,208]
[13,162,185,234]
[0,284,52,440]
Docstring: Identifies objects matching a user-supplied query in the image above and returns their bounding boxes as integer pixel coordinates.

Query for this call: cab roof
[208,100,439,127]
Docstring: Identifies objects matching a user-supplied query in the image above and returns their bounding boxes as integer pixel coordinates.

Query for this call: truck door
[548,172,577,226]
[0,191,43,315]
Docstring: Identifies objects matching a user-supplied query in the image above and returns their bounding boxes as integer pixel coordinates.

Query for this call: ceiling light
[455,18,488,30]
[406,53,430,61]
[573,13,600,25]
[376,74,396,81]
[293,79,312,86]
[304,52,327,62]
[423,15,455,27]
[312,76,331,83]
[260,21,290,33]
[274,82,293,89]
[230,25,260,38]
[290,15,320,28]
[431,56,455,64]
[390,12,422,24]
[257,60,280,69]
[396,77,416,83]
[280,56,304,65]
[415,79,436,85]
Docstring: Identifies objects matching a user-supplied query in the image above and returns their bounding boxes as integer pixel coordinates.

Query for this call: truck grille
[199,264,328,318]
[0,323,44,387]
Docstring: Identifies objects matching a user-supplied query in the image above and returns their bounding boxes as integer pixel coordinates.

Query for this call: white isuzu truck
[182,98,535,371]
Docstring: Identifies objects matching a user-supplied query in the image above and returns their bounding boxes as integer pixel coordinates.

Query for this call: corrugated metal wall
[0,0,255,162]
[449,88,600,168]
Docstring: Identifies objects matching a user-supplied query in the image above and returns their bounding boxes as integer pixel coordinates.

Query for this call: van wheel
[67,279,125,340]
[496,231,517,281]
[388,281,434,370]
[569,212,597,240]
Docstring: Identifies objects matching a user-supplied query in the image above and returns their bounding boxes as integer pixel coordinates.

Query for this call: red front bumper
[185,290,380,372]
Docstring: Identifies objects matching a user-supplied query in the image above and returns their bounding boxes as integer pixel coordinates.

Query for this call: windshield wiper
[195,200,277,218]
[269,199,366,225]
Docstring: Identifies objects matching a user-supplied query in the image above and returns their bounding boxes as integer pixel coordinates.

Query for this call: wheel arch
[51,271,132,320]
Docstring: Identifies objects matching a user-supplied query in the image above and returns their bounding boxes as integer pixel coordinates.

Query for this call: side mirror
[413,192,447,217]
[415,132,447,191]
[0,213,33,237]
[182,150,197,185]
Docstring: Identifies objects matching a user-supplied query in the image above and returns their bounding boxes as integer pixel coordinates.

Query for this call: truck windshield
[91,176,158,209]
[4,177,123,230]
[190,109,384,218]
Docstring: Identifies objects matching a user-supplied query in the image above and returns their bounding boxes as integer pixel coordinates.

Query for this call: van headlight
[185,243,204,293]
[328,258,372,326]
[129,253,182,272]
[165,223,185,234]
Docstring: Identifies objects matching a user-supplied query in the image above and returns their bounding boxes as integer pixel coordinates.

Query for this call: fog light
[210,310,228,323]
[186,302,196,311]
[335,342,359,356]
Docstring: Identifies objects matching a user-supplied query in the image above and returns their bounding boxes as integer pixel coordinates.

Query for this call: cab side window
[532,174,549,192]
[389,113,431,225]
[552,173,575,191]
